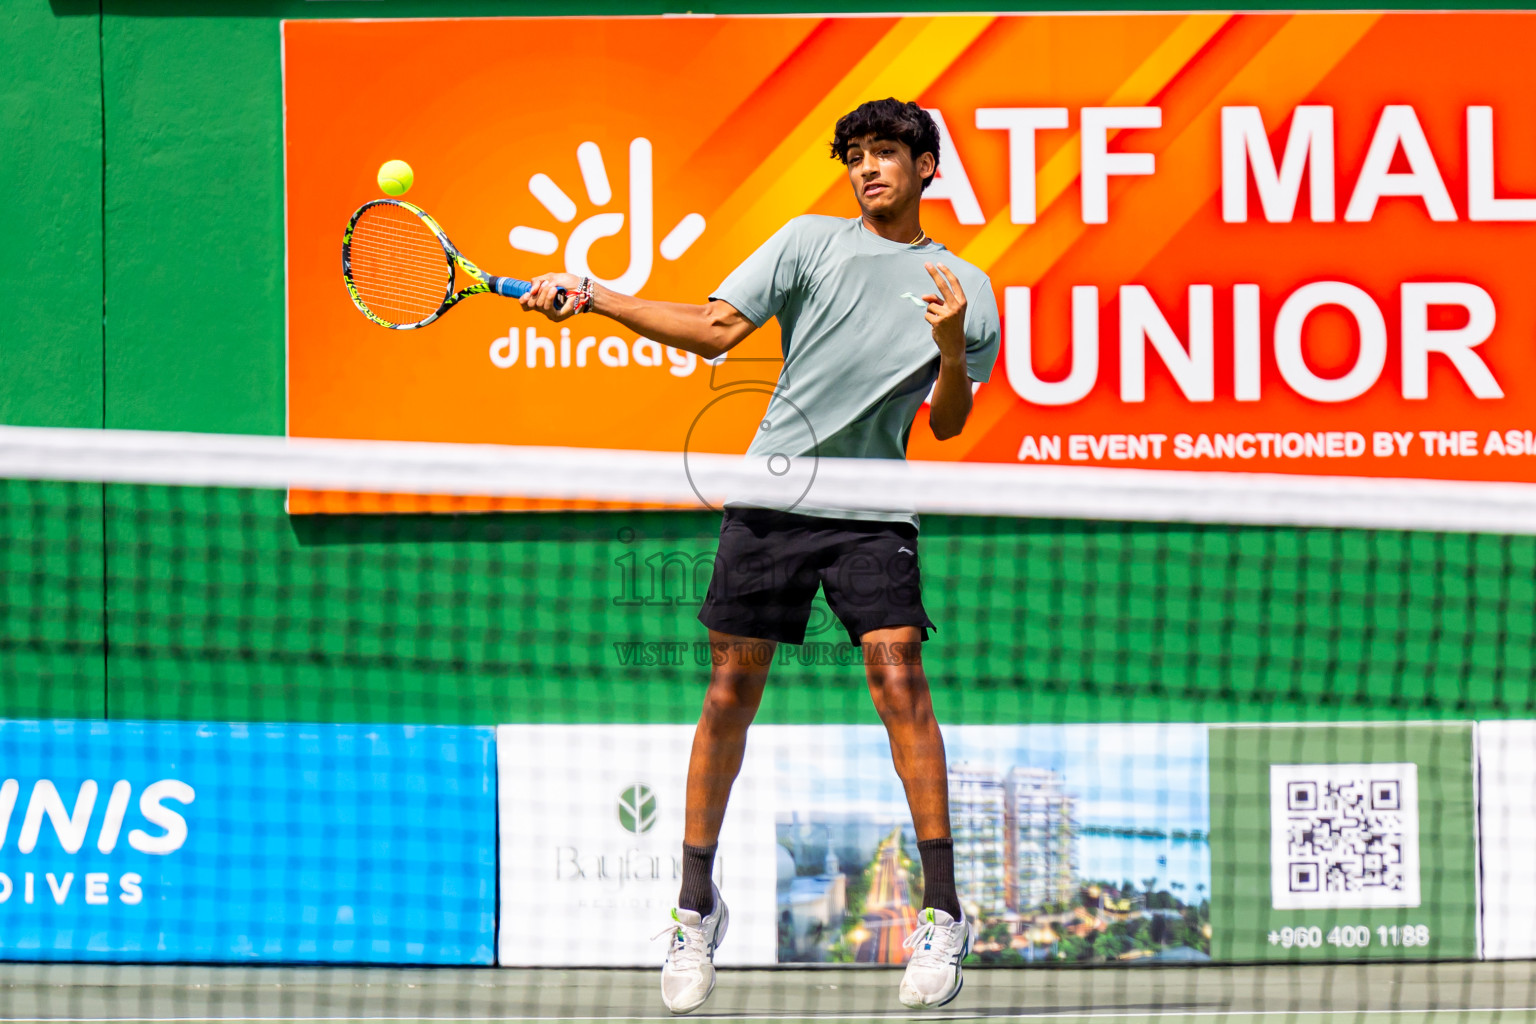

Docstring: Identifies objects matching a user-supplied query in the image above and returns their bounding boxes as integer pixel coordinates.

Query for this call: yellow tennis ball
[377,159,414,197]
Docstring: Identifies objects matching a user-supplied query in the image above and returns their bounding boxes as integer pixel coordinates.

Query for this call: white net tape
[2,424,1535,532]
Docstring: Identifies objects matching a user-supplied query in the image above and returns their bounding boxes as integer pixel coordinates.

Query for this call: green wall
[2,0,1534,724]
[1,3,104,716]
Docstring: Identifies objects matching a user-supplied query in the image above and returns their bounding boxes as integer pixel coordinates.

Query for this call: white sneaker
[655,885,729,1015]
[899,908,973,1009]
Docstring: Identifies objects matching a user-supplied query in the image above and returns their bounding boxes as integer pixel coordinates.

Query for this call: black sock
[917,837,962,920]
[678,842,717,916]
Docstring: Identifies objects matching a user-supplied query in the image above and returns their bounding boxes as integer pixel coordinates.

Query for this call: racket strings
[347,205,453,326]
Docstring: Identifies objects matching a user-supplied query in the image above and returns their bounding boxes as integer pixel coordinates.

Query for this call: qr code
[1269,763,1421,910]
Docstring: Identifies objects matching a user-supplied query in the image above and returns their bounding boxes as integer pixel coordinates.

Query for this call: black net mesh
[2,461,1535,1021]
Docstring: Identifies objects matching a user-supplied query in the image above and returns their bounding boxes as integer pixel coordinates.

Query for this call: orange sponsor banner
[284,13,1536,513]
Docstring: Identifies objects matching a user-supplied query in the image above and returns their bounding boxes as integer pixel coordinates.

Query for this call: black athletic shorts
[697,507,936,646]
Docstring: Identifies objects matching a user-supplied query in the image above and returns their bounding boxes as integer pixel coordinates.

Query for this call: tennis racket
[342,198,565,330]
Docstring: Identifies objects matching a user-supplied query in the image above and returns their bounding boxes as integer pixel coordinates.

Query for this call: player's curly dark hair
[829,98,941,191]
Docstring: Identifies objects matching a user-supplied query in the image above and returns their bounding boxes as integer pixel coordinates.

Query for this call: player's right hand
[520,272,583,321]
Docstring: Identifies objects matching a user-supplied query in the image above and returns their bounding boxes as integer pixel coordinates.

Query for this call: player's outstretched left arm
[922,262,974,441]
[519,273,755,360]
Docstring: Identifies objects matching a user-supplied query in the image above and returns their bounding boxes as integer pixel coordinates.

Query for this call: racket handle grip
[489,276,532,297]
[490,276,567,310]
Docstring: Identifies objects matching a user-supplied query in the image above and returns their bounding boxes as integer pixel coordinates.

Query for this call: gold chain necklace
[908,228,927,246]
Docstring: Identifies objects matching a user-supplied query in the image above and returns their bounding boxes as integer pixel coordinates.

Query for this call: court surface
[5,961,1536,1024]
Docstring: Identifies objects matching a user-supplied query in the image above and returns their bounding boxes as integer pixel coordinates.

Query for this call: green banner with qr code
[1207,723,1477,962]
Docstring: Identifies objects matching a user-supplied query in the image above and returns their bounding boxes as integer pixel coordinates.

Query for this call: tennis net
[2,424,1535,1023]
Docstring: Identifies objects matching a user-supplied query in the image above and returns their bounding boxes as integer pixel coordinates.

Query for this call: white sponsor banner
[1475,721,1536,958]
[496,724,778,966]
[497,723,1214,966]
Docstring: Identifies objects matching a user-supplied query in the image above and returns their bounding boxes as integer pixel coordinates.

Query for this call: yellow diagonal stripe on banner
[1005,12,1381,292]
[947,12,1383,462]
[959,13,1231,272]
[1106,11,1384,284]
[700,15,996,262]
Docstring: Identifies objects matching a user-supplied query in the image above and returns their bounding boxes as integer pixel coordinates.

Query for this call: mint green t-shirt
[710,215,1001,526]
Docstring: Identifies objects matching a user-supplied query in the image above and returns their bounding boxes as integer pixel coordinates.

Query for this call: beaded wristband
[572,276,595,314]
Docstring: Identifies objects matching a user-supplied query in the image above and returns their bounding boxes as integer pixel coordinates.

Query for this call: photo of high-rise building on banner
[775,725,1211,965]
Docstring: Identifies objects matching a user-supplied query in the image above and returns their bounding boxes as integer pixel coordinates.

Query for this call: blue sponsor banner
[0,720,495,964]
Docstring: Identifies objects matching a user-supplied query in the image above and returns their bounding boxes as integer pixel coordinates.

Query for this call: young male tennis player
[521,98,1000,1013]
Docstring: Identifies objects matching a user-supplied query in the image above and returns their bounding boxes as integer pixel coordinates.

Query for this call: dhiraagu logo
[617,783,657,836]
[509,139,706,296]
[492,138,710,376]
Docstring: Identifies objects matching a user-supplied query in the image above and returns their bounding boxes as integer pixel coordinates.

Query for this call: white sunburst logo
[509,138,706,296]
